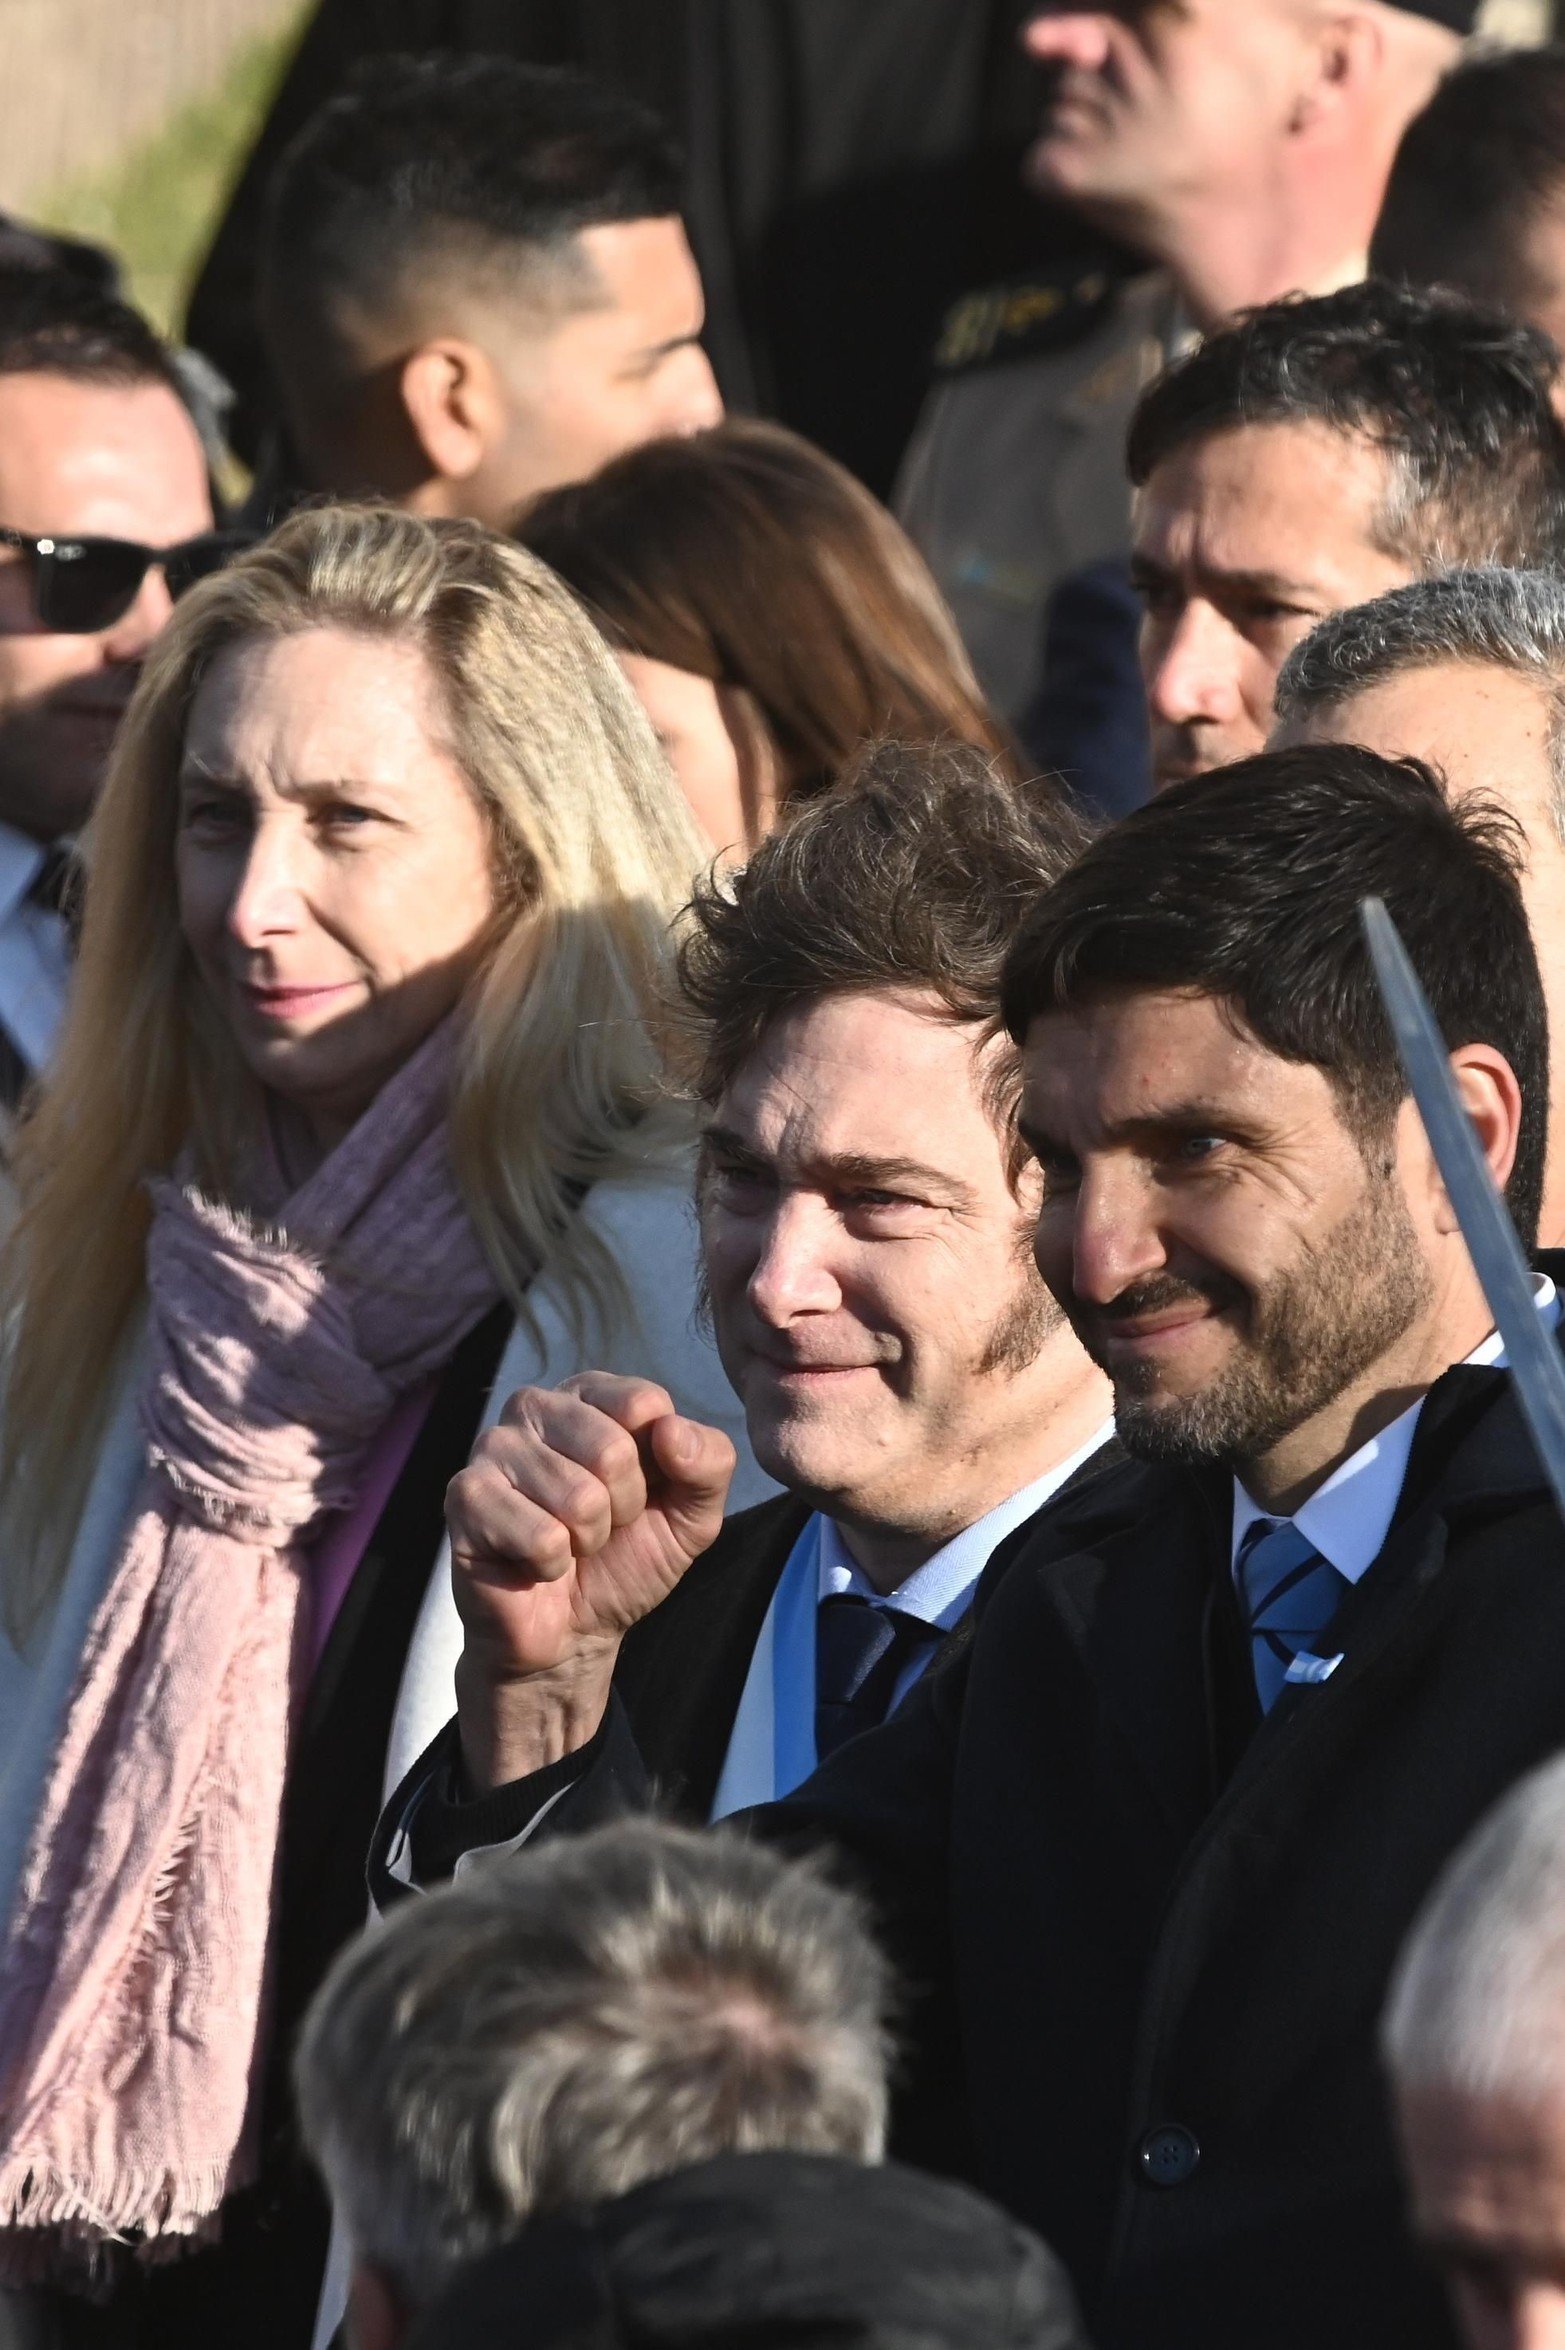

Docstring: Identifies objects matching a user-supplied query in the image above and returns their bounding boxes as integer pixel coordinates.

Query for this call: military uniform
[896,262,1183,741]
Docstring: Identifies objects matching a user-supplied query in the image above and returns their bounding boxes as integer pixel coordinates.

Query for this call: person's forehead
[1403,2084,1565,2248]
[1134,417,1398,580]
[1019,985,1324,1130]
[570,216,702,331]
[181,626,448,784]
[0,368,208,538]
[1293,657,1555,774]
[718,990,1002,1154]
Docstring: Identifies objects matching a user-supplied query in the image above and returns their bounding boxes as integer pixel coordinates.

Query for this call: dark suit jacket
[613,1493,809,1818]
[378,1271,1565,2350]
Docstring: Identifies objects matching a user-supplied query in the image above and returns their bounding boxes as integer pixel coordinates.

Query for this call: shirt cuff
[371,1698,647,1903]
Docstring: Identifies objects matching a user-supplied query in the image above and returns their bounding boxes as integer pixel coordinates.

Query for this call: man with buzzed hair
[1128,279,1565,790]
[1274,567,1565,1245]
[258,54,723,525]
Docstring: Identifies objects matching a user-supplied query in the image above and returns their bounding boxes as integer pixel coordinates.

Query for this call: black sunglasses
[0,525,257,635]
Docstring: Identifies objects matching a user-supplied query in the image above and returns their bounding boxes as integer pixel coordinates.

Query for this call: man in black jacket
[375,742,1560,2349]
[440,743,1112,1833]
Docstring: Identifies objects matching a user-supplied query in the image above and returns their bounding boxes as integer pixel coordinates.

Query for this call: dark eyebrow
[1019,1099,1264,1156]
[700,1123,977,1207]
[1130,549,1320,603]
[632,327,705,365]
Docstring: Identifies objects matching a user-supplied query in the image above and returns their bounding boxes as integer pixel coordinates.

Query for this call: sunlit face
[617,653,779,860]
[1133,419,1414,788]
[0,372,211,841]
[177,627,499,1151]
[1276,661,1565,1248]
[700,990,1070,1548]
[1020,985,1432,1467]
[1400,2084,1565,2350]
[482,218,723,519]
[1023,0,1316,232]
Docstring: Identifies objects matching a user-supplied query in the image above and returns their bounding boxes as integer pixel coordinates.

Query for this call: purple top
[306,1378,439,1676]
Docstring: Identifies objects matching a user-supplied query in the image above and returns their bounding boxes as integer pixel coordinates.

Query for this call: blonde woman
[0,505,767,2346]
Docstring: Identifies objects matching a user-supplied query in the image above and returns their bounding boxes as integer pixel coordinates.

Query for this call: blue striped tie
[1235,1519,1348,1713]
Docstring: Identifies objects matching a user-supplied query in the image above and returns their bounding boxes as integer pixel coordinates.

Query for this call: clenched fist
[448,1371,736,1789]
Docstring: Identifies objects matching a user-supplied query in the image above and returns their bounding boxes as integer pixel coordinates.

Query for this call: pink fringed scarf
[0,1019,500,2282]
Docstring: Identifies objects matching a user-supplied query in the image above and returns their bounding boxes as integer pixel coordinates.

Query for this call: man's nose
[667,345,725,435]
[1023,10,1114,69]
[99,565,175,664]
[1066,1164,1168,1307]
[745,1194,843,1325]
[1143,600,1245,729]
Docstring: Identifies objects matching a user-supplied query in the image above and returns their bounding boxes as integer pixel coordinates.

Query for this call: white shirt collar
[1231,1274,1561,1586]
[819,1419,1116,1628]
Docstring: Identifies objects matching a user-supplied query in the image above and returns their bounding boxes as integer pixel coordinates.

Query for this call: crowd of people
[5,3,1565,2348]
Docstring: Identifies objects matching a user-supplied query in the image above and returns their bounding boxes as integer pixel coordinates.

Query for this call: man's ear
[1416,1042,1526,1238]
[347,2258,410,2350]
[399,337,503,484]
[1287,8,1381,136]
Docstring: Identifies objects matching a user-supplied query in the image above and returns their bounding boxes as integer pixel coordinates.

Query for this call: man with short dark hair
[1273,565,1565,1242]
[403,745,1110,1841]
[0,265,213,1100]
[383,743,1565,2349]
[259,54,722,524]
[1127,278,1565,787]
[1373,42,1565,349]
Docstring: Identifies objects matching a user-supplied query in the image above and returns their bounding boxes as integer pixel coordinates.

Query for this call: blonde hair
[0,503,709,1638]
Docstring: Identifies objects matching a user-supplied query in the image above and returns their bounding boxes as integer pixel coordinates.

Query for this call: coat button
[1137,2124,1201,2187]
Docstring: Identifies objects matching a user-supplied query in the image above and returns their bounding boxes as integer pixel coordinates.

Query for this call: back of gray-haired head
[1384,1752,1565,2109]
[1275,568,1565,841]
[295,1818,893,2309]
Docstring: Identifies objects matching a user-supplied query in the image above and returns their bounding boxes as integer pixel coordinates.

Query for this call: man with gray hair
[295,1819,892,2350]
[1383,1750,1565,2350]
[1273,565,1565,1243]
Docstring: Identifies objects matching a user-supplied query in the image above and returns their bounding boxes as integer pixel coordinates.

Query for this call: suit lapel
[614,1495,811,1818]
[1033,1462,1230,1846]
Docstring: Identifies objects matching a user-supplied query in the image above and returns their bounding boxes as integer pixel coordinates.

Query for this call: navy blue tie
[814,1596,941,1760]
[1235,1519,1348,1713]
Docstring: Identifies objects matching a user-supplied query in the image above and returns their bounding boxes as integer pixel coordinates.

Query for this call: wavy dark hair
[519,421,1020,808]
[1127,279,1565,575]
[676,738,1089,1180]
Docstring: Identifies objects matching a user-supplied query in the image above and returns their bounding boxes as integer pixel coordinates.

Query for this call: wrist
[455,1637,620,1792]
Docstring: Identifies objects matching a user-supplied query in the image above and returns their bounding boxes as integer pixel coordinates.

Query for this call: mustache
[1074,1271,1247,1324]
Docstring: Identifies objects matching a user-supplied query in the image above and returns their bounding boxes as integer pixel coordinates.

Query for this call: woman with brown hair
[517,419,1020,858]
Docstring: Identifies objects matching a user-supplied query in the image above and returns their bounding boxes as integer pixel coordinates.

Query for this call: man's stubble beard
[975,1214,1065,1378]
[1106,1174,1433,1470]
